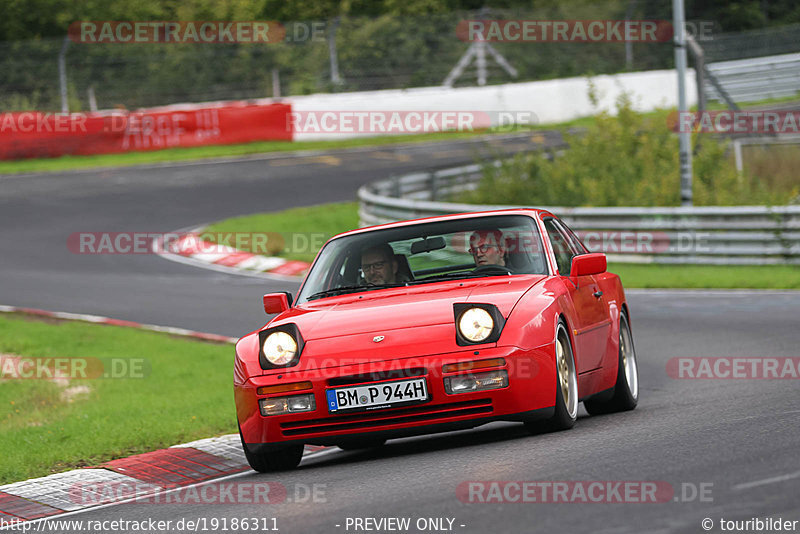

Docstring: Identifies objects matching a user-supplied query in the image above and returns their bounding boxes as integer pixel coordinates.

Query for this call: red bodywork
[235,209,628,451]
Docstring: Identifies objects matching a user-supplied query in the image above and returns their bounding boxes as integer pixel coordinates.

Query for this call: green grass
[0,314,236,484]
[203,201,360,263]
[203,202,800,289]
[609,263,800,289]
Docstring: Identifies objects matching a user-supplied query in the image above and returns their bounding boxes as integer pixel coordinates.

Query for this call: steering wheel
[472,265,512,275]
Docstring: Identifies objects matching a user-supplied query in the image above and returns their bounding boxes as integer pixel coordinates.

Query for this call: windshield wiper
[411,270,510,284]
[306,283,405,301]
[415,271,474,282]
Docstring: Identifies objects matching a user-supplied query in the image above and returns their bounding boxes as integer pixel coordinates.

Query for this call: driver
[361,243,401,285]
[469,229,507,267]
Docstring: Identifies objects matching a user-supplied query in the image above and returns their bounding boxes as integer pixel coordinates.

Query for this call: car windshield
[296,214,547,304]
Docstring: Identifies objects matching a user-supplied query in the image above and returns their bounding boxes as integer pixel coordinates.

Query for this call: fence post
[272,68,281,98]
[673,0,694,207]
[687,36,707,113]
[59,36,70,114]
[733,140,743,173]
[87,86,98,112]
[328,18,343,86]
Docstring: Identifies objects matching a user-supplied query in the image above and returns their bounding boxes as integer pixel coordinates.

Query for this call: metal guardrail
[705,52,800,103]
[358,163,800,265]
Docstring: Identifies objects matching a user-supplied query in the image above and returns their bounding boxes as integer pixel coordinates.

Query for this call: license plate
[326,377,428,413]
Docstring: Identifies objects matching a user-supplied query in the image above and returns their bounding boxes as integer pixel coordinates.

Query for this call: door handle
[593,290,603,298]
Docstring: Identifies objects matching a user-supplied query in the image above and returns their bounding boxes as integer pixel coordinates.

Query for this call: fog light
[444,370,508,394]
[287,395,315,412]
[259,394,316,416]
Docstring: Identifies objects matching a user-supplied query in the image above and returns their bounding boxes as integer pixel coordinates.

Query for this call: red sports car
[235,209,639,471]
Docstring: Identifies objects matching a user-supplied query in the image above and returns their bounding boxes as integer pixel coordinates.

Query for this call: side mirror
[263,292,293,315]
[571,253,607,277]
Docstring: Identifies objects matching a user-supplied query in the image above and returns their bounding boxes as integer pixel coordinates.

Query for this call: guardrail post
[392,175,401,198]
[430,172,439,201]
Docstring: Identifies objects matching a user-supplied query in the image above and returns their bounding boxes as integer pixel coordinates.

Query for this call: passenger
[469,229,507,267]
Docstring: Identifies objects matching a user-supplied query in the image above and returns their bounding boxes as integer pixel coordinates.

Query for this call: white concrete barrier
[286,68,696,140]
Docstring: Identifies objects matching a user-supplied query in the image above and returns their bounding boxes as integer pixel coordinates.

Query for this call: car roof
[333,208,555,240]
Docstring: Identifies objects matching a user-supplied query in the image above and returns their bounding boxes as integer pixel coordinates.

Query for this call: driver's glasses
[469,244,497,254]
[361,260,387,272]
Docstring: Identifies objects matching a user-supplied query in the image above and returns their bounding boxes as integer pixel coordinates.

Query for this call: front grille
[280,398,493,437]
[327,367,428,386]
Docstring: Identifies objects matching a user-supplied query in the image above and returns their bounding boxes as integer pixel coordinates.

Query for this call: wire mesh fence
[702,23,800,63]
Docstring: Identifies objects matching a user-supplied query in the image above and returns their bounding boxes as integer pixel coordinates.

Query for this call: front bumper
[236,344,556,448]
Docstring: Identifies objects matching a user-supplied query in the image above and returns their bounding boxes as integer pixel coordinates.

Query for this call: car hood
[270,275,546,341]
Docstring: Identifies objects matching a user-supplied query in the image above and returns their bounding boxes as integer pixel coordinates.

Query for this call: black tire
[238,426,304,472]
[337,438,387,451]
[527,321,577,433]
[584,312,639,415]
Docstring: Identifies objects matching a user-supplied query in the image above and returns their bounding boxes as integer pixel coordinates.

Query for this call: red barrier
[0,102,292,160]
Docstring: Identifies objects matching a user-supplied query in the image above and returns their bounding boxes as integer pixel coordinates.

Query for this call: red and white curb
[0,435,329,523]
[154,229,310,281]
[0,305,331,523]
[0,304,237,344]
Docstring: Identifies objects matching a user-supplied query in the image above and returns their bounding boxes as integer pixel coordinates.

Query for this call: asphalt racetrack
[1,134,798,533]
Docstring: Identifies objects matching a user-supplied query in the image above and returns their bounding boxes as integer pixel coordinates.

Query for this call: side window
[555,219,588,254]
[543,218,580,275]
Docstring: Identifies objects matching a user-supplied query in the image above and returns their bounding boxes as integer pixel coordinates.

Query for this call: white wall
[285,68,697,140]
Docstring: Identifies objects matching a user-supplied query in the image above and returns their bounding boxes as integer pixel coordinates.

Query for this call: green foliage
[460,95,796,207]
[3,1,799,111]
